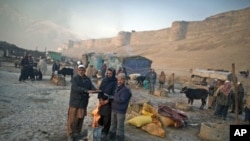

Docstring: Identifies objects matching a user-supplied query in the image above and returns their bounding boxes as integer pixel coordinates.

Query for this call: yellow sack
[128,115,152,127]
[159,115,175,127]
[141,123,166,138]
[141,103,158,118]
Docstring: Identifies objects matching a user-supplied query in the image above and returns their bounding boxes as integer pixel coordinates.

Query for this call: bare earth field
[0,62,249,141]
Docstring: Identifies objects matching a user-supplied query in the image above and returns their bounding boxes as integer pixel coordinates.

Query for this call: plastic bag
[91,103,101,128]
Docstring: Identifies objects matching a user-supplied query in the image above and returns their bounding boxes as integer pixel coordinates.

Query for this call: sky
[0,0,250,51]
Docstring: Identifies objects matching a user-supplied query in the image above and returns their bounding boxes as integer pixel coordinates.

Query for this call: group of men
[206,79,248,121]
[145,68,175,95]
[19,54,47,82]
[19,54,36,81]
[66,62,250,141]
[67,64,132,141]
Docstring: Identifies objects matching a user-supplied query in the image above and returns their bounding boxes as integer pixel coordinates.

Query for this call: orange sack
[91,103,101,128]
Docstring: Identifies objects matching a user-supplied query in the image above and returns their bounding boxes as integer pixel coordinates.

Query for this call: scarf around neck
[220,82,232,96]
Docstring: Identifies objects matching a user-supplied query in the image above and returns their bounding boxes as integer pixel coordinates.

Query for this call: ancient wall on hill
[69,31,132,49]
[69,25,180,48]
[129,28,171,46]
[66,7,250,50]
[168,21,188,41]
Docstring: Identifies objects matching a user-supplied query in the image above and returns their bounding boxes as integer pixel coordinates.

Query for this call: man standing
[167,73,175,93]
[37,56,47,80]
[158,71,166,89]
[231,82,245,114]
[86,65,94,79]
[101,62,107,78]
[19,55,29,81]
[208,79,218,109]
[27,54,35,81]
[109,73,132,141]
[51,61,60,80]
[213,80,234,120]
[98,67,117,139]
[52,61,60,73]
[146,68,157,95]
[67,65,98,141]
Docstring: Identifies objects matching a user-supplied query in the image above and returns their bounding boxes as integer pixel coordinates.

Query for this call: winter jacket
[216,89,234,106]
[159,72,166,83]
[98,68,117,115]
[146,71,157,84]
[112,84,132,114]
[69,75,96,108]
[98,68,117,100]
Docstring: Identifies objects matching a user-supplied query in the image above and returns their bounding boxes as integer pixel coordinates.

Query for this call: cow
[129,73,141,80]
[58,68,74,78]
[239,70,249,78]
[180,87,209,110]
[135,75,146,87]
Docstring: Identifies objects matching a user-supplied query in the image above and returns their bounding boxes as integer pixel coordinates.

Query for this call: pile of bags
[90,100,189,138]
[127,102,188,138]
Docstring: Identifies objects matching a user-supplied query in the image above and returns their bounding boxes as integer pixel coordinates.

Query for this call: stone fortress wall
[63,7,250,57]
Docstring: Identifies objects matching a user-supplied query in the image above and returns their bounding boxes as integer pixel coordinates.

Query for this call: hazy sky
[0,0,250,51]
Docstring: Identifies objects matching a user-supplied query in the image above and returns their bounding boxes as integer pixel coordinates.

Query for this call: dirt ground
[0,62,249,141]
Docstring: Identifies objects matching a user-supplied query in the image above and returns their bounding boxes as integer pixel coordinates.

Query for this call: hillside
[62,7,250,74]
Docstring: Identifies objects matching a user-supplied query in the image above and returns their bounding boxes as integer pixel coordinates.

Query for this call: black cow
[239,70,249,78]
[58,68,74,78]
[135,76,146,87]
[180,87,209,110]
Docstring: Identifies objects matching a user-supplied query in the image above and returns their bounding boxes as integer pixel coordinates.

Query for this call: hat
[117,73,126,80]
[237,81,241,85]
[78,64,85,69]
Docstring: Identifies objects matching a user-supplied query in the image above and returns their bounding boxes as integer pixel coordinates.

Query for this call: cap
[117,73,126,80]
[78,64,85,69]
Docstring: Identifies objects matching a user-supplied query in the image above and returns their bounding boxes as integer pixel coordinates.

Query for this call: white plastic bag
[93,126,102,141]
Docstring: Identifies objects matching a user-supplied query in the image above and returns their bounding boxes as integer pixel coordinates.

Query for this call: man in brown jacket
[167,73,175,93]
[158,71,166,89]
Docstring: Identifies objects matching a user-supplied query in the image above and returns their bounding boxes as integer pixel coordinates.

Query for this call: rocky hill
[62,7,250,74]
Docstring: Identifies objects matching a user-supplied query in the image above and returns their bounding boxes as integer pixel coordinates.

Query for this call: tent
[103,53,122,71]
[122,55,152,76]
[48,51,62,61]
[87,53,104,70]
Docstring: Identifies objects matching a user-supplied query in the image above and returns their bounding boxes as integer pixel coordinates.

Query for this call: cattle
[135,75,146,87]
[58,68,74,78]
[239,70,249,78]
[129,73,141,80]
[180,87,209,110]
